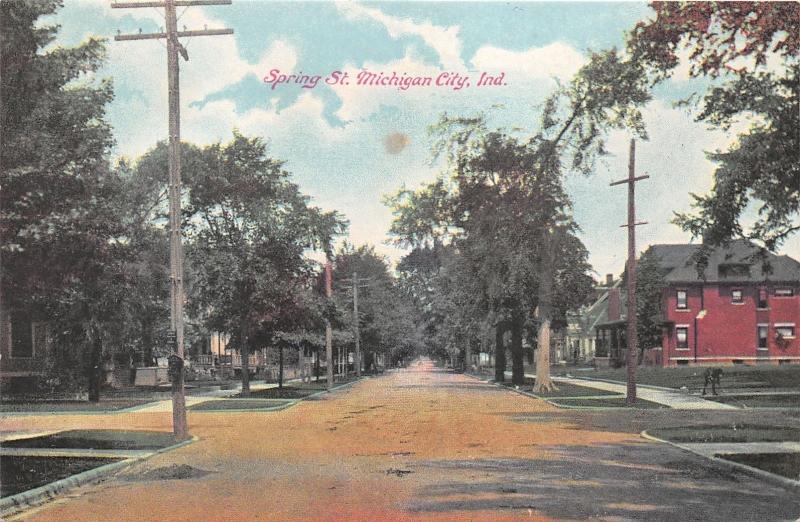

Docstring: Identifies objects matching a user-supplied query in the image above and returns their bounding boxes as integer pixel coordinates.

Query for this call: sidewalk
[133,379,291,413]
[539,374,738,410]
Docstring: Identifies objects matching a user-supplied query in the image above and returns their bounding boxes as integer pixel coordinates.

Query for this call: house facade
[597,241,800,368]
[657,242,800,366]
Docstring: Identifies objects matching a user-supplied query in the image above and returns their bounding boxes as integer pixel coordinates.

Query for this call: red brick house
[654,241,799,366]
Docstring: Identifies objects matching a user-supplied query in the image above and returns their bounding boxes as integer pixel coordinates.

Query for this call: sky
[49,1,799,279]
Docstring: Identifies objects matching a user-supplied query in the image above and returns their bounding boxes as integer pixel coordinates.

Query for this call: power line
[112,0,233,440]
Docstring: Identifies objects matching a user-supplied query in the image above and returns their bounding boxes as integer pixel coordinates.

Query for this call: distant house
[596,240,800,367]
[0,306,48,392]
[560,274,622,365]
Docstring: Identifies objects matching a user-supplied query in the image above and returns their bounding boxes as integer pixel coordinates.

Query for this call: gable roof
[573,279,628,332]
[646,240,800,284]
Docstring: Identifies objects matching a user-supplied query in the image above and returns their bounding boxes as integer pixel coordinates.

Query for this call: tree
[623,248,668,363]
[330,243,420,371]
[629,3,800,251]
[184,133,346,396]
[387,49,648,391]
[1,1,130,399]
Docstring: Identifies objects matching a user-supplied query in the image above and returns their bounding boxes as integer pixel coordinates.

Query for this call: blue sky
[49,1,799,277]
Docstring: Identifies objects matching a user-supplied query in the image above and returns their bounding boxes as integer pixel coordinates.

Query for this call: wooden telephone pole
[112,0,233,438]
[610,139,648,405]
[353,272,361,377]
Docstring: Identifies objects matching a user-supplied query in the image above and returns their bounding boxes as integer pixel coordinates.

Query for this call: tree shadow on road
[404,443,800,521]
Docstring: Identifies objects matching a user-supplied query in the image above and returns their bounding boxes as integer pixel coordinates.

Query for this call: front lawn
[648,424,800,443]
[547,397,666,409]
[703,394,800,409]
[500,380,619,398]
[189,399,294,411]
[0,399,153,413]
[0,430,179,451]
[717,452,800,481]
[555,365,800,391]
[0,456,122,498]
[237,377,359,399]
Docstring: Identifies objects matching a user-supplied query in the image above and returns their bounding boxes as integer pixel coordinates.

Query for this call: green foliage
[330,244,420,365]
[387,49,650,366]
[629,249,669,353]
[1,0,115,307]
[182,132,347,352]
[629,2,800,250]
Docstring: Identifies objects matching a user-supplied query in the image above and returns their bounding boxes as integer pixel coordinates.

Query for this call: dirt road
[5,360,800,521]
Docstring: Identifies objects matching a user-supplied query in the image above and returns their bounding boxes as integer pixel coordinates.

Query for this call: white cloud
[336,2,464,70]
[471,41,586,82]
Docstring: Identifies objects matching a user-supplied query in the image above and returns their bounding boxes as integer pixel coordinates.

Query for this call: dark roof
[576,279,628,331]
[646,240,800,284]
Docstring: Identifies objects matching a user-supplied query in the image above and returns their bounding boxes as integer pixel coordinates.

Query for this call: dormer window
[718,263,750,278]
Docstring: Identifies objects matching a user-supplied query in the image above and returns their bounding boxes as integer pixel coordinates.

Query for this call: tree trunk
[278,343,284,389]
[240,321,250,397]
[142,318,154,366]
[314,349,320,382]
[494,321,506,382]
[510,310,525,385]
[88,335,102,403]
[533,259,557,392]
[464,331,472,373]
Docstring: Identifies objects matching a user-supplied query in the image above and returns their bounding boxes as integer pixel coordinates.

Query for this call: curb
[640,430,800,493]
[188,377,367,413]
[0,435,198,518]
[305,376,365,400]
[187,399,298,414]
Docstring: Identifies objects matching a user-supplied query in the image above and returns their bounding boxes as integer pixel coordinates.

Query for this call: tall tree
[1,0,114,310]
[629,2,800,251]
[1,0,129,399]
[184,133,346,396]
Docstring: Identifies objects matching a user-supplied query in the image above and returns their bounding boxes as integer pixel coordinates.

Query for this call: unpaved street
[6,361,800,521]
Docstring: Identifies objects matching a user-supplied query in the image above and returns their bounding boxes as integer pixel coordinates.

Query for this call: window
[676,326,689,349]
[757,325,768,349]
[719,263,750,278]
[758,288,769,309]
[775,288,795,297]
[775,324,796,339]
[731,289,743,304]
[676,290,688,310]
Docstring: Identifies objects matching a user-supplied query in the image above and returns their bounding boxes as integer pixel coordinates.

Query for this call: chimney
[608,288,621,321]
[605,274,614,286]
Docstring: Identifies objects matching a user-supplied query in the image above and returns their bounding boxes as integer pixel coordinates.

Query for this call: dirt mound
[125,464,213,481]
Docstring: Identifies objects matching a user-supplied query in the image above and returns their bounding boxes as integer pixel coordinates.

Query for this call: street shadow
[405,443,800,521]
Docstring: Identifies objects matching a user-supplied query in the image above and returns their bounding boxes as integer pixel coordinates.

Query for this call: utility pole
[353,272,361,377]
[325,261,333,390]
[112,0,233,439]
[610,139,648,405]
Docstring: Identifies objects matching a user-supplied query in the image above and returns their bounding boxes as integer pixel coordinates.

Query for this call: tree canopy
[629,2,800,251]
